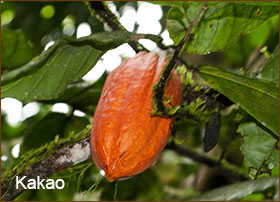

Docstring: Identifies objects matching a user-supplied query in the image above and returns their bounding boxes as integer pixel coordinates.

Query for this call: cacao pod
[91,51,182,182]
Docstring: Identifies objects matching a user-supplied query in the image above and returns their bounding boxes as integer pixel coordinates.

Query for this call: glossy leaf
[2,40,104,102]
[199,66,279,135]
[2,29,37,69]
[238,122,278,172]
[1,31,154,102]
[190,176,278,201]
[260,44,279,85]
[167,2,279,54]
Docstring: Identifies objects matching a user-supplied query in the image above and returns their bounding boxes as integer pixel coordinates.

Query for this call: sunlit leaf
[167,2,279,54]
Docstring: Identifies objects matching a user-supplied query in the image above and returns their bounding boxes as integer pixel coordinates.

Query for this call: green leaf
[1,40,104,102]
[167,2,279,54]
[1,29,37,69]
[259,44,279,85]
[199,66,279,135]
[238,122,278,176]
[47,73,107,115]
[190,176,279,201]
[1,31,161,103]
[20,112,68,154]
[147,1,185,6]
[63,116,90,136]
[150,1,280,6]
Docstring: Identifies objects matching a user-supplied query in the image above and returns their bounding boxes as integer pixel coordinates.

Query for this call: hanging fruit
[91,51,182,182]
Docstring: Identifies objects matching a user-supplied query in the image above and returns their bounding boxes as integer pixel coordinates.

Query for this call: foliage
[1,1,279,201]
[190,176,278,201]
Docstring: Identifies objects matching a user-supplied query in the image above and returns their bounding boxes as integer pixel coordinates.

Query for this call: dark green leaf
[199,66,279,135]
[5,2,91,50]
[2,29,37,69]
[238,122,278,176]
[167,2,279,54]
[260,44,279,85]
[190,176,279,201]
[63,116,90,136]
[20,112,67,154]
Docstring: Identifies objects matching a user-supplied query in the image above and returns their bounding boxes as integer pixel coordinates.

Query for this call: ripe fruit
[90,51,182,182]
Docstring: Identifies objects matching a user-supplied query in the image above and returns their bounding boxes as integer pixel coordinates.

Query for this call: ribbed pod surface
[91,52,182,181]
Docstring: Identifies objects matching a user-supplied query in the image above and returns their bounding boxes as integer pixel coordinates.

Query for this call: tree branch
[1,128,91,201]
[154,1,207,113]
[2,132,249,201]
[167,144,249,181]
[88,1,147,53]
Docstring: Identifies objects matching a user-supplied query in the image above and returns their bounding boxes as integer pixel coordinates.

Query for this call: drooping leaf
[1,31,155,103]
[167,2,279,54]
[238,122,278,177]
[259,44,279,85]
[199,66,279,136]
[190,176,278,201]
[1,29,37,69]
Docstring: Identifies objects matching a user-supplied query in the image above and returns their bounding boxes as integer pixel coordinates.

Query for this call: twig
[88,1,147,53]
[154,1,207,113]
[167,144,249,181]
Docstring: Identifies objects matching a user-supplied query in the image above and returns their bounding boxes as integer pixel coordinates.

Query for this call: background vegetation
[1,1,279,201]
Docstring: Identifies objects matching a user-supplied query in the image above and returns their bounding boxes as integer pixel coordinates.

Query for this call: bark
[1,137,90,201]
[1,136,248,201]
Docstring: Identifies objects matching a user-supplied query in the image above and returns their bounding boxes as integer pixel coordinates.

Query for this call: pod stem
[154,1,208,114]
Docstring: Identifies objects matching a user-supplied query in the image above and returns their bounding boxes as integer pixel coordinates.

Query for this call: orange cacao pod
[91,51,182,182]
